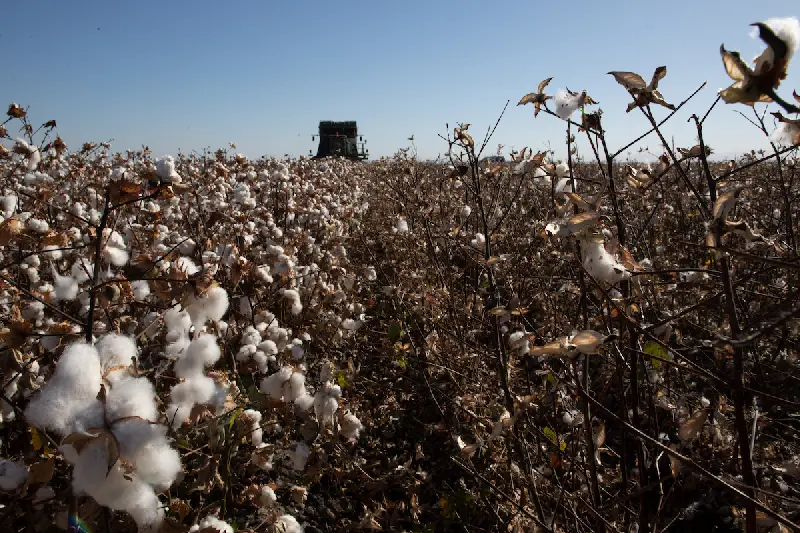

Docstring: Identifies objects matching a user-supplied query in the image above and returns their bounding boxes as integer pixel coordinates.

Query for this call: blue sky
[3,1,799,161]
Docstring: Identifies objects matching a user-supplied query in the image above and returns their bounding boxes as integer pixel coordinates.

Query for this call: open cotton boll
[555,162,570,178]
[186,286,229,328]
[242,409,264,447]
[340,412,364,440]
[260,366,304,401]
[554,89,583,120]
[275,514,304,533]
[174,334,221,378]
[165,306,192,337]
[105,376,158,422]
[130,438,182,491]
[52,268,79,302]
[581,240,629,284]
[189,516,234,533]
[0,458,28,490]
[66,441,164,529]
[292,442,311,471]
[257,485,277,507]
[24,342,104,435]
[103,245,129,267]
[554,178,573,195]
[96,333,137,375]
[281,288,303,315]
[130,279,150,301]
[167,376,217,428]
[71,258,94,283]
[313,382,341,428]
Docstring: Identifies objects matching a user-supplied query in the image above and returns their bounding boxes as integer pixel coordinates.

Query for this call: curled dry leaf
[679,409,709,441]
[712,187,745,221]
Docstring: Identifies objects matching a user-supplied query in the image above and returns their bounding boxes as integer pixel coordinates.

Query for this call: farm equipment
[311,121,368,161]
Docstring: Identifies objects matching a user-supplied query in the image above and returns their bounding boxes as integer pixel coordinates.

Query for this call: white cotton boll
[174,334,221,378]
[292,442,311,471]
[260,366,293,400]
[581,240,629,284]
[276,514,304,533]
[555,163,570,177]
[0,459,28,490]
[190,516,234,533]
[131,279,150,301]
[286,371,307,401]
[554,89,583,120]
[554,178,573,195]
[68,441,164,529]
[281,288,303,315]
[165,306,192,337]
[257,486,277,507]
[243,409,263,447]
[753,17,800,67]
[236,344,257,362]
[71,258,94,283]
[131,439,182,491]
[461,205,472,218]
[772,122,800,147]
[313,382,341,428]
[105,376,158,422]
[258,339,278,356]
[185,286,229,328]
[24,342,103,436]
[169,375,215,413]
[103,246,129,267]
[251,450,273,471]
[174,256,199,275]
[96,333,137,375]
[0,195,17,218]
[340,412,364,440]
[32,486,55,503]
[155,156,180,184]
[41,245,64,260]
[395,218,409,233]
[294,392,315,411]
[471,232,485,249]
[291,343,305,360]
[22,301,45,322]
[364,266,377,281]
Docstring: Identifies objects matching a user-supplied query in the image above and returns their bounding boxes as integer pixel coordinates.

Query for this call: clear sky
[2,1,799,161]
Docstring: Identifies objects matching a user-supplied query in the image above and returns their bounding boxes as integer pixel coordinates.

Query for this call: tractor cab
[311,121,368,161]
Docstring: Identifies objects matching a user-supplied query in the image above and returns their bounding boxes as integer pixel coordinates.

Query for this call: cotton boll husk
[0,458,28,490]
[24,343,104,435]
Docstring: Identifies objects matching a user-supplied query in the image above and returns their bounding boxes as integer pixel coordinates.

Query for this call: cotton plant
[23,335,181,530]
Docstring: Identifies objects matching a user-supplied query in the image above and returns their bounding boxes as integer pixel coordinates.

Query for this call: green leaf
[388,321,403,342]
[643,341,668,368]
[543,373,558,388]
[336,370,350,388]
[543,427,559,446]
[227,408,242,431]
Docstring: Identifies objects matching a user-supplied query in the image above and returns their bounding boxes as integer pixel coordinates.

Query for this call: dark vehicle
[311,121,368,161]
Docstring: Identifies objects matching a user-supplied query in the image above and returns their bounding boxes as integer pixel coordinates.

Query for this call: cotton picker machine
[310,121,368,161]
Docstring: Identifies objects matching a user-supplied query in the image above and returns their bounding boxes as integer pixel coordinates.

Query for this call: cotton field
[2,16,800,533]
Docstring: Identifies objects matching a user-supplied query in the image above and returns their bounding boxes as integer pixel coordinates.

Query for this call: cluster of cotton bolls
[23,334,181,530]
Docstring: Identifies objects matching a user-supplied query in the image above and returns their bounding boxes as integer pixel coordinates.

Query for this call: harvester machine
[310,121,368,161]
